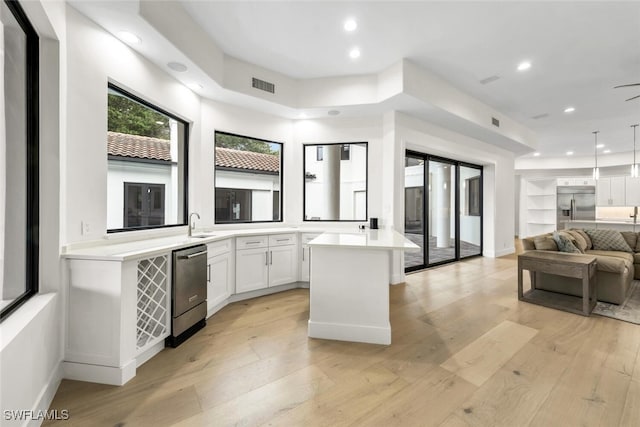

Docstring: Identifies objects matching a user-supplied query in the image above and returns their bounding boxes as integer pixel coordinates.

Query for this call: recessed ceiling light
[603,149,611,153]
[187,83,203,91]
[168,62,188,72]
[564,107,575,113]
[298,113,307,119]
[533,152,541,157]
[596,143,605,148]
[349,48,361,59]
[517,61,531,71]
[566,151,574,155]
[118,31,140,44]
[328,110,340,116]
[344,19,357,32]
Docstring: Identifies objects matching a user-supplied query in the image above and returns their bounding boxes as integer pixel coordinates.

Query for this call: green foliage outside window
[215,132,279,154]
[108,93,170,140]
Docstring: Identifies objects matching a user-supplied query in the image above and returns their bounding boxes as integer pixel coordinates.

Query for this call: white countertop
[308,229,420,251]
[63,227,324,261]
[565,220,637,225]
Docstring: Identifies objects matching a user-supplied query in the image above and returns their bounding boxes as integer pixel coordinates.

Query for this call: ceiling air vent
[479,75,500,85]
[491,117,500,127]
[252,77,275,94]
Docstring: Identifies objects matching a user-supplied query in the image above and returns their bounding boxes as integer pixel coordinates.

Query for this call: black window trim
[0,0,40,321]
[107,82,190,234]
[302,141,368,222]
[214,130,284,224]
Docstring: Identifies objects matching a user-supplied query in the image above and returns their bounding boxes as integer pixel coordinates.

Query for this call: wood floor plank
[440,320,538,387]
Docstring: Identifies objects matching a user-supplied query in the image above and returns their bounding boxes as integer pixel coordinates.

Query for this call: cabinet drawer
[236,235,268,250]
[269,233,296,246]
[207,239,231,257]
[301,233,321,244]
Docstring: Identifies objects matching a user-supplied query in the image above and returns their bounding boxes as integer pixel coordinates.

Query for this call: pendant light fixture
[632,124,639,178]
[592,131,600,180]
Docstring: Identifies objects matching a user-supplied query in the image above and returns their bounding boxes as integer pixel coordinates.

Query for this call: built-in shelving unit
[524,178,557,237]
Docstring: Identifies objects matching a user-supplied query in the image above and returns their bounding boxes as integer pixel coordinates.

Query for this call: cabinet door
[236,247,269,293]
[207,252,231,311]
[269,244,298,287]
[300,245,310,282]
[626,177,640,206]
[610,176,626,205]
[596,178,611,206]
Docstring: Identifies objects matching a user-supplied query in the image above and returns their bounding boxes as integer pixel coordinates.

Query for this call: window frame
[106,83,189,233]
[0,0,40,321]
[214,131,284,224]
[302,141,368,222]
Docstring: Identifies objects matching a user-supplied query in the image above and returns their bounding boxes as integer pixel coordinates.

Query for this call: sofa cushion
[634,252,640,264]
[621,231,638,252]
[585,250,635,264]
[584,229,633,253]
[636,234,640,252]
[566,229,588,253]
[553,232,581,253]
[585,253,632,274]
[533,235,558,251]
[573,229,592,250]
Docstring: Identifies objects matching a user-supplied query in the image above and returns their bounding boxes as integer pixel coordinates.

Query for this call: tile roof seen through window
[107,131,280,173]
[215,146,280,173]
[108,131,171,161]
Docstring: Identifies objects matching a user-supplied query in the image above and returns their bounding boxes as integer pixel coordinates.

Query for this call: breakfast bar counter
[307,229,419,345]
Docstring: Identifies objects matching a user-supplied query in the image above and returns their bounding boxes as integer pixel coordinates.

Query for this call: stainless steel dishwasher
[166,244,207,347]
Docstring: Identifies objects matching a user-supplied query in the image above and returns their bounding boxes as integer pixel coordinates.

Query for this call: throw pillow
[621,231,637,252]
[566,229,587,253]
[573,229,592,250]
[584,229,633,253]
[552,232,582,254]
[533,235,558,251]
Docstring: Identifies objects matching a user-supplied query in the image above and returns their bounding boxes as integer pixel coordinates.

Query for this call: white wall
[63,5,201,244]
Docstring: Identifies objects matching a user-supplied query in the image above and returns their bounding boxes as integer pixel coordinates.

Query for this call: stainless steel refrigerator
[557,186,596,229]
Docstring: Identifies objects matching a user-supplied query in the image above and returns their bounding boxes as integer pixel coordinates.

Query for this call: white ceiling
[72,1,640,159]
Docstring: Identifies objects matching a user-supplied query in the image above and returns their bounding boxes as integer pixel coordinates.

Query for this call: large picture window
[303,142,368,221]
[1,0,39,321]
[107,84,188,232]
[214,131,282,224]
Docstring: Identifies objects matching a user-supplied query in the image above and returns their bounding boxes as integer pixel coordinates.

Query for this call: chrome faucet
[631,206,638,224]
[188,212,200,237]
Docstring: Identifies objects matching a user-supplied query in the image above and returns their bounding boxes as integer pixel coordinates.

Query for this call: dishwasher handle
[179,251,207,260]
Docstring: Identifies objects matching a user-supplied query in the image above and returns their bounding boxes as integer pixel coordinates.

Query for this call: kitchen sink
[190,233,216,239]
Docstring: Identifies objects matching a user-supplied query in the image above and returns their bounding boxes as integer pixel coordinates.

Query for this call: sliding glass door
[404,151,483,272]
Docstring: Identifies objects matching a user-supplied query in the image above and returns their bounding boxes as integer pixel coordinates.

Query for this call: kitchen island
[307,229,419,345]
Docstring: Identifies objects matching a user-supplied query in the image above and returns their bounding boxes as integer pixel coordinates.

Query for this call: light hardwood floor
[45,251,640,426]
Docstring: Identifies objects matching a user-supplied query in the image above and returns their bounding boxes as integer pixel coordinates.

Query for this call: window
[214,131,282,224]
[107,84,188,232]
[1,0,39,321]
[303,142,368,221]
[124,183,166,227]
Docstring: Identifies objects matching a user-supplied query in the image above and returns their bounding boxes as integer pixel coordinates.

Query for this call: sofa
[522,229,640,305]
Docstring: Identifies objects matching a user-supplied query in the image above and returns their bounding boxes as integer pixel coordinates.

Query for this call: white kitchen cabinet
[626,177,640,206]
[235,246,269,293]
[597,177,626,206]
[207,239,232,312]
[235,233,298,293]
[269,245,297,286]
[557,177,595,186]
[300,233,320,282]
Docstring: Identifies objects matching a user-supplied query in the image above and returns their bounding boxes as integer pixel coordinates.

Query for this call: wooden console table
[518,251,597,316]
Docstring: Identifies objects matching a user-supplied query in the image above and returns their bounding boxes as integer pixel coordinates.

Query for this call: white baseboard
[136,341,165,368]
[494,246,516,257]
[62,359,136,386]
[26,361,63,427]
[308,320,391,345]
[228,282,303,303]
